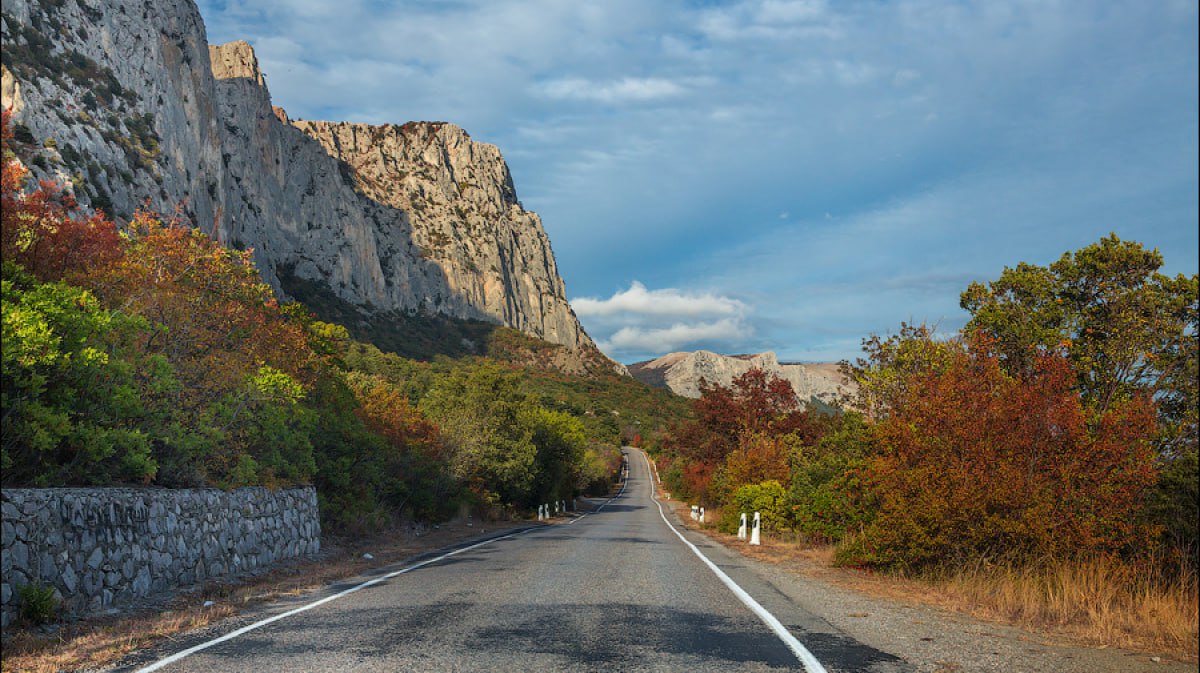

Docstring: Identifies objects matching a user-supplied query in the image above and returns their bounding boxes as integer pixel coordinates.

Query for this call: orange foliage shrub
[712,432,793,503]
[1,112,123,281]
[845,334,1159,570]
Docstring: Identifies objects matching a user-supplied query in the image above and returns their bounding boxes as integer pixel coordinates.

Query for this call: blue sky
[195,0,1199,364]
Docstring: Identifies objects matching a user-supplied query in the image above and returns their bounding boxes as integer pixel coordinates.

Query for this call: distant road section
[118,448,908,672]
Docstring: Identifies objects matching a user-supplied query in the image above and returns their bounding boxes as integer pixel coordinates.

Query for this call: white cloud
[536,77,686,103]
[599,318,752,353]
[572,281,746,318]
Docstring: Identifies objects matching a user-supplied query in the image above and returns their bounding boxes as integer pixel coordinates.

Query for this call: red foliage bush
[844,334,1159,570]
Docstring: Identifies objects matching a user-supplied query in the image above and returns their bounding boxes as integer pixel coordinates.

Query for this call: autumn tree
[960,234,1197,453]
[843,334,1159,571]
[662,368,833,504]
[961,235,1198,558]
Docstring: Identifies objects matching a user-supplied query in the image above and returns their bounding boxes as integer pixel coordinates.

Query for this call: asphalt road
[117,448,910,672]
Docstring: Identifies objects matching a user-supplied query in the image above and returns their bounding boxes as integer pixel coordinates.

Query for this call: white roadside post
[699,507,705,524]
[537,504,544,521]
[737,512,747,540]
[750,512,761,545]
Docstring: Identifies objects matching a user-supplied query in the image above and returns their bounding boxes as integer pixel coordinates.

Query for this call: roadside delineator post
[537,504,544,521]
[737,512,747,540]
[750,512,761,546]
[699,507,705,524]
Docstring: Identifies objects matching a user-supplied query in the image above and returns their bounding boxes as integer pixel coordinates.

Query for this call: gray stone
[1,521,14,547]
[87,547,104,570]
[61,564,78,593]
[83,571,101,595]
[40,552,59,582]
[132,566,151,596]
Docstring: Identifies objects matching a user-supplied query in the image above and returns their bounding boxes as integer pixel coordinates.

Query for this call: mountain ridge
[628,349,853,406]
[0,3,622,374]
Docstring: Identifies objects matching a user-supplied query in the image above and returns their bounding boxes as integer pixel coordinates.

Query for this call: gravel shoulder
[662,496,1194,673]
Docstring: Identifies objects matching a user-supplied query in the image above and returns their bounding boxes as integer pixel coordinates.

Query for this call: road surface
[117,448,910,672]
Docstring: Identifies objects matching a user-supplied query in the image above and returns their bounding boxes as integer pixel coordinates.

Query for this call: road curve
[116,448,910,672]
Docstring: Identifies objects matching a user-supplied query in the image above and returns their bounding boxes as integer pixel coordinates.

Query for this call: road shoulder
[656,492,1193,673]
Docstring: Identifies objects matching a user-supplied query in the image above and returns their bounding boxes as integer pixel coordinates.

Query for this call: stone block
[40,552,59,583]
[61,564,78,594]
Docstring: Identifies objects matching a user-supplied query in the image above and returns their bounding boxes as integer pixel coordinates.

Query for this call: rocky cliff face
[628,351,854,407]
[1,0,608,365]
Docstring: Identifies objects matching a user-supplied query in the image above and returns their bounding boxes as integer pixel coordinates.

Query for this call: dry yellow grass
[933,554,1198,657]
[0,518,532,673]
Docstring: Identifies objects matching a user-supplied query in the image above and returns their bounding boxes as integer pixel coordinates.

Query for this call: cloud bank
[573,282,755,360]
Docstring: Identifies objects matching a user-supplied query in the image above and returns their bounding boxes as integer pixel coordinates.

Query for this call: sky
[195,0,1199,365]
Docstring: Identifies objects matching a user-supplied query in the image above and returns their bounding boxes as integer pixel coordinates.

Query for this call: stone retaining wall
[1,487,320,629]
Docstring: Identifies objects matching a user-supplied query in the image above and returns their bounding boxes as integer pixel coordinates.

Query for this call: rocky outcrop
[288,119,589,351]
[0,1,609,363]
[628,351,854,406]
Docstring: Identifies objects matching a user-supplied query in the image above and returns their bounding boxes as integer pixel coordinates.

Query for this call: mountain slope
[0,1,617,371]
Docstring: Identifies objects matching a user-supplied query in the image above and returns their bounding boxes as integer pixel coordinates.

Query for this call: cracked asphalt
[113,448,909,672]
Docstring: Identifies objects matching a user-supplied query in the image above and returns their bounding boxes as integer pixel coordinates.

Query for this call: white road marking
[566,459,628,523]
[638,450,829,673]
[130,531,526,673]
[133,463,634,670]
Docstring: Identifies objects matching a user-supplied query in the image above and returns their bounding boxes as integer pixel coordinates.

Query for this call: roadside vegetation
[0,111,682,536]
[654,234,1198,656]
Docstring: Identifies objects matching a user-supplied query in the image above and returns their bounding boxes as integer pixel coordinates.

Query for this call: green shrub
[718,480,790,534]
[17,583,58,624]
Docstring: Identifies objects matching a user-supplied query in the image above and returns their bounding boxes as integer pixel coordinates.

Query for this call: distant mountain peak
[628,350,853,405]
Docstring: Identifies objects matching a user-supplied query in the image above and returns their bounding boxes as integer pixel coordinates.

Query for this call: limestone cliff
[1,0,612,369]
[628,351,854,407]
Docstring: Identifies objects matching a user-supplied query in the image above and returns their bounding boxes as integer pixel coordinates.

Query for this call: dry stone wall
[0,487,319,628]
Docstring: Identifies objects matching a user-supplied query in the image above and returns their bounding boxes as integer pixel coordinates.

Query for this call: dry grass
[658,485,1198,662]
[933,555,1198,657]
[0,518,532,673]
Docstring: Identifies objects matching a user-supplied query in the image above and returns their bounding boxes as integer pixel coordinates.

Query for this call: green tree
[960,234,1198,454]
[1,263,161,485]
[421,365,539,506]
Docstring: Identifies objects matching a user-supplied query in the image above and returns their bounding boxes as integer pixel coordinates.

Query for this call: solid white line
[638,450,828,673]
[566,456,629,524]
[131,531,526,673]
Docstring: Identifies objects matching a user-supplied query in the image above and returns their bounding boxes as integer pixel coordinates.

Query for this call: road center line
[130,530,528,673]
[639,450,829,673]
